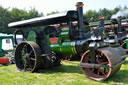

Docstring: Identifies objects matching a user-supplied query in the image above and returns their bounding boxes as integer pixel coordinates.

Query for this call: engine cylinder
[50,41,77,55]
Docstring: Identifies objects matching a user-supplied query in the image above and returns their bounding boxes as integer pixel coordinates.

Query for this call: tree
[111,7,120,15]
[0,6,43,34]
[47,11,59,16]
[0,6,10,33]
[84,10,98,22]
[98,8,112,20]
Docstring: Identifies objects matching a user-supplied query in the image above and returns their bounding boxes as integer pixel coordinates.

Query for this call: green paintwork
[50,41,77,55]
[61,30,69,40]
[57,37,61,45]
[126,39,128,49]
[27,31,36,42]
[61,41,77,54]
[47,29,77,55]
[50,44,61,53]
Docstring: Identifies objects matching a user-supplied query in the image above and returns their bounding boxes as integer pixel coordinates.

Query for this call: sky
[0,0,128,15]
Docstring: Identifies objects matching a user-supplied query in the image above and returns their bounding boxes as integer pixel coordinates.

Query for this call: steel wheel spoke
[24,58,33,71]
[90,68,95,73]
[104,68,107,73]
[30,57,36,61]
[97,69,100,76]
[24,45,28,53]
[96,55,100,63]
[99,69,106,76]
[28,50,33,56]
[24,59,28,70]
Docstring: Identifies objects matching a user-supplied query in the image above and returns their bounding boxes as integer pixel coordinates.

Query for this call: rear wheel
[15,41,42,72]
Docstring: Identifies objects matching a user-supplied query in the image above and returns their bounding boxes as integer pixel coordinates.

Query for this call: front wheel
[81,47,122,81]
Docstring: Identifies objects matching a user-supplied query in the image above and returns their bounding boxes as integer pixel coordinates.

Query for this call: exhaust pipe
[117,16,122,32]
[99,16,104,27]
[76,2,84,39]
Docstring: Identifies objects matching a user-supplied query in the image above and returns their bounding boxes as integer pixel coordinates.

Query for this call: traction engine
[8,2,128,81]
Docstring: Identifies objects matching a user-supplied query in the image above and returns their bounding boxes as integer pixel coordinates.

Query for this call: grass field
[0,58,128,85]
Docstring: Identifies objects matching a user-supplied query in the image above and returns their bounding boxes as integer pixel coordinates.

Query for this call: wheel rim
[81,50,112,81]
[15,41,42,72]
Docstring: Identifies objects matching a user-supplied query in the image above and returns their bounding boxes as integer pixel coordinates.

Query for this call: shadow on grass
[102,69,128,84]
[38,64,83,74]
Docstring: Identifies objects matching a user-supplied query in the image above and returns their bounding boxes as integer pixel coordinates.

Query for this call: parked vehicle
[8,2,127,81]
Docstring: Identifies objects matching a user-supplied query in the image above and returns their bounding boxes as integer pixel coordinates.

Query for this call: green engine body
[49,30,77,55]
[27,28,89,56]
[50,41,77,55]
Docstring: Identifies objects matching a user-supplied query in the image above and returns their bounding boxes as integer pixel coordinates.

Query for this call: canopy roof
[8,11,78,28]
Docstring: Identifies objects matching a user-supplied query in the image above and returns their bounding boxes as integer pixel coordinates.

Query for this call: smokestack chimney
[117,16,122,33]
[98,16,104,40]
[99,16,104,27]
[76,2,84,39]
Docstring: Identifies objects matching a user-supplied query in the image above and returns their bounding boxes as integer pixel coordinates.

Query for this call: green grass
[0,58,128,85]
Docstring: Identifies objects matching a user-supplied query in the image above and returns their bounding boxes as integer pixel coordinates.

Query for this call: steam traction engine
[8,2,127,81]
[109,17,128,51]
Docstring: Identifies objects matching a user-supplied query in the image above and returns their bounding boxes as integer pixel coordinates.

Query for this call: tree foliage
[84,7,122,22]
[47,11,59,16]
[0,6,43,34]
[84,10,98,22]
